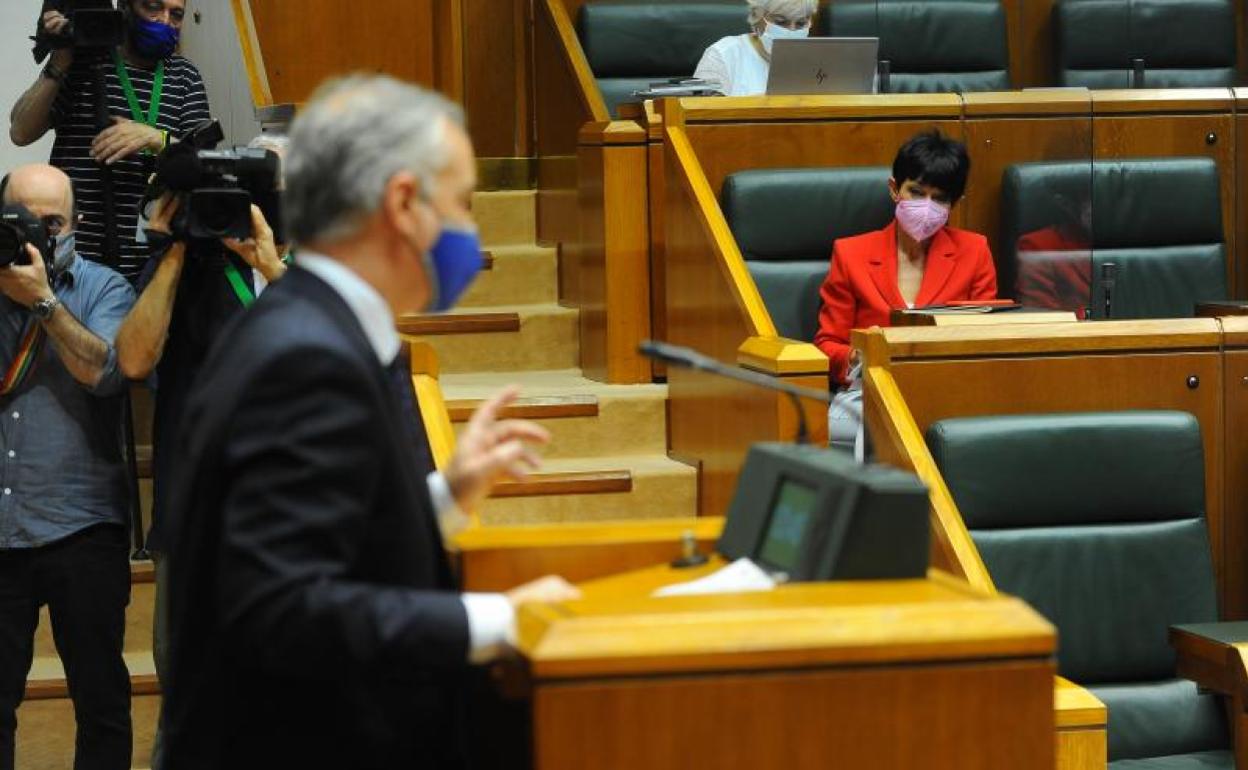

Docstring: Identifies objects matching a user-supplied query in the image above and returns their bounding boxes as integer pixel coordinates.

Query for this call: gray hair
[282,74,465,245]
[746,0,818,27]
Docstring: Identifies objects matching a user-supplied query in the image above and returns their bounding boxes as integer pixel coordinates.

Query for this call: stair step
[398,311,521,336]
[409,304,580,373]
[458,244,558,307]
[477,455,697,525]
[18,654,158,770]
[471,190,536,247]
[440,370,669,458]
[492,470,632,498]
[446,394,599,422]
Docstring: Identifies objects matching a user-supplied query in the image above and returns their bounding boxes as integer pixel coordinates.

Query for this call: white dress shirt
[694,34,771,96]
[297,253,514,662]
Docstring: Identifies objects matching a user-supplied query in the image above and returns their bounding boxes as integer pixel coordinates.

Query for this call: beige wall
[0,6,56,173]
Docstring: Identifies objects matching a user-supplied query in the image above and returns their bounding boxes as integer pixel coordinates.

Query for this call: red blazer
[814,220,998,384]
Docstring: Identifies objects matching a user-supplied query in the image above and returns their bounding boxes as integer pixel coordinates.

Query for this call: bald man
[0,165,136,770]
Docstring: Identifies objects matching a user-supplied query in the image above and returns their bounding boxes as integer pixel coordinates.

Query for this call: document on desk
[653,558,777,597]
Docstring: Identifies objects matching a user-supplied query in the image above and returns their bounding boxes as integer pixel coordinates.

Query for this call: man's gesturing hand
[444,385,550,513]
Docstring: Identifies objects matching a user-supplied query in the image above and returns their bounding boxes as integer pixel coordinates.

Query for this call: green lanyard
[113,50,164,127]
[223,262,256,307]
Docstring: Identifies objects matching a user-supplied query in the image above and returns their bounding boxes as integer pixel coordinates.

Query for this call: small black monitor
[717,443,929,582]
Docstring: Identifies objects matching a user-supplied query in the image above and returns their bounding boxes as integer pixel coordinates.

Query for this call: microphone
[639,340,830,445]
[1100,262,1117,320]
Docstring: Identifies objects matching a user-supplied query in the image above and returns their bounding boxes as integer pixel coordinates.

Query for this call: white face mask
[760,20,810,53]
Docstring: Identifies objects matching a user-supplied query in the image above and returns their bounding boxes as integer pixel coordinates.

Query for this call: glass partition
[982,91,1095,317]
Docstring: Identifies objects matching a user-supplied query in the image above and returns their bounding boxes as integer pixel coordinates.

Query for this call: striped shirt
[51,52,211,283]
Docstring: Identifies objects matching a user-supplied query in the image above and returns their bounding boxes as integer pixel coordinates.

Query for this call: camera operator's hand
[145,193,181,237]
[223,205,286,283]
[0,245,54,311]
[42,11,74,71]
[91,117,164,165]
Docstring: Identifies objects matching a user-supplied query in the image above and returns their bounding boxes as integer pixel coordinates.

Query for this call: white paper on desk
[653,558,777,597]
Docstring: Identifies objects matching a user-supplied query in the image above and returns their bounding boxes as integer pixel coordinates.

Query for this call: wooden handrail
[539,0,609,123]
[664,119,777,339]
[229,0,273,108]
[861,355,995,594]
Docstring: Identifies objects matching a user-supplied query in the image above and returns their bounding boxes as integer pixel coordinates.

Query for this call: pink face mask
[895,198,949,242]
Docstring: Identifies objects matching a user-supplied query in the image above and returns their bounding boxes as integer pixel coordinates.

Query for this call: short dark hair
[891,129,971,203]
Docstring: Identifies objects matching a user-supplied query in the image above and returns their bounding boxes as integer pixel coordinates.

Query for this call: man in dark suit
[161,75,579,770]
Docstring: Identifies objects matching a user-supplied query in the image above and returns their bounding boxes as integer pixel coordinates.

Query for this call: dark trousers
[0,524,132,770]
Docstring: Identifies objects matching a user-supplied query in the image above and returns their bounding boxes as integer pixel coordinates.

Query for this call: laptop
[766,37,880,96]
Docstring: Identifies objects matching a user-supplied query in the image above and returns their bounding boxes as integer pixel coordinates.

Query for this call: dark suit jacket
[814,220,998,384]
[162,266,471,770]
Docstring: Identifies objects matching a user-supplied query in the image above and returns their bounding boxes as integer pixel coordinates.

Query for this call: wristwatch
[32,296,60,321]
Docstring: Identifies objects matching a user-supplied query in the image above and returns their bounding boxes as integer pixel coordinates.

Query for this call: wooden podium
[511,558,1057,770]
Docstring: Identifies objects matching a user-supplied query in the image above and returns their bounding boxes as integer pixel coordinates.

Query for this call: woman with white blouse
[693,0,819,96]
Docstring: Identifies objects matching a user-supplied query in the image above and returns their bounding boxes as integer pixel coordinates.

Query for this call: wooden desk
[517,562,1057,770]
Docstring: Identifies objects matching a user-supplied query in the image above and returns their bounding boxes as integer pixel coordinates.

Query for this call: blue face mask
[423,225,484,313]
[129,16,180,60]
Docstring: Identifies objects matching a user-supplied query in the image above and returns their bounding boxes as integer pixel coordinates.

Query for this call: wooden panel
[247,0,437,103]
[1223,347,1248,618]
[1238,94,1248,299]
[463,0,528,157]
[1017,0,1058,88]
[890,350,1227,614]
[577,139,652,383]
[648,141,668,376]
[685,118,962,210]
[1091,108,1238,296]
[535,0,605,249]
[533,660,1055,770]
[453,517,725,591]
[961,115,1092,296]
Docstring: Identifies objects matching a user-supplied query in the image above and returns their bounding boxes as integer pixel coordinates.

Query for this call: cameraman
[9,0,210,283]
[0,164,137,770]
[114,132,287,770]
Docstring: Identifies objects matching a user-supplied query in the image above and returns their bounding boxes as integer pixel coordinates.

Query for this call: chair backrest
[577,0,749,116]
[721,167,894,341]
[1054,0,1236,88]
[926,411,1227,761]
[822,0,1010,93]
[1000,158,1227,318]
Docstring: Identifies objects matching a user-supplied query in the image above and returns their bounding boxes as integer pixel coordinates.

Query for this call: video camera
[32,0,125,63]
[0,205,54,269]
[147,120,284,242]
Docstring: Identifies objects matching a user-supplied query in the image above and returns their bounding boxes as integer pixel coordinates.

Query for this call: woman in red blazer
[815,130,998,385]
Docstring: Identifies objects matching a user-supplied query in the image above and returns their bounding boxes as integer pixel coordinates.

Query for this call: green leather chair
[926,411,1231,769]
[577,1,748,116]
[721,167,894,342]
[1055,0,1237,88]
[1000,158,1227,318]
[821,0,1010,93]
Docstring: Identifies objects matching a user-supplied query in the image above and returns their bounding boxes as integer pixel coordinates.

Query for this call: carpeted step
[32,561,155,661]
[440,370,668,459]
[402,303,580,373]
[477,454,697,526]
[458,244,558,307]
[471,190,536,248]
